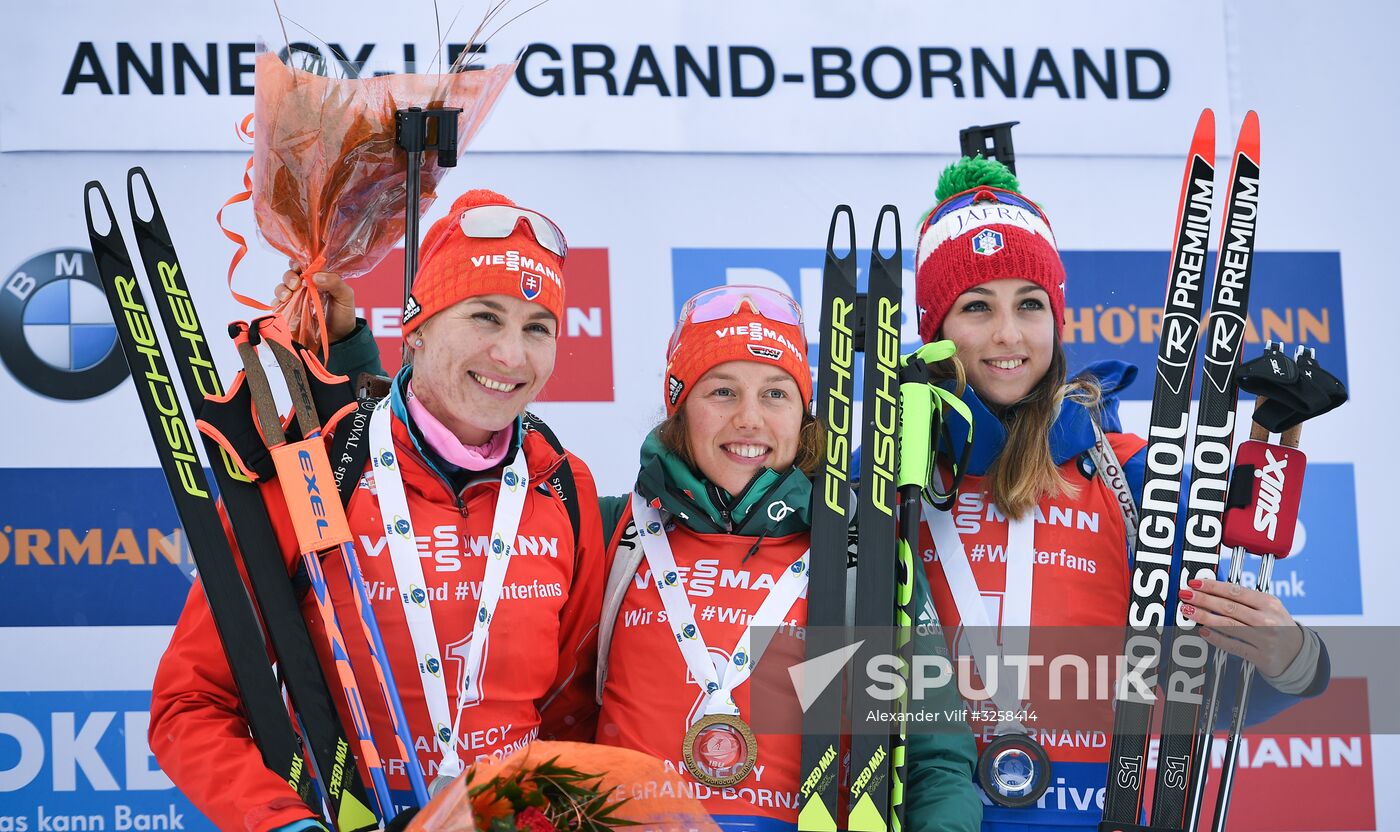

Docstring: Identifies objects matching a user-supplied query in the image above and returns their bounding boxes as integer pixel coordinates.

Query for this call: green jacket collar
[634,430,812,537]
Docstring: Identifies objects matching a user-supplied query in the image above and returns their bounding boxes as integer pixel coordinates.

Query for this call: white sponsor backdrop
[1,1,1396,829]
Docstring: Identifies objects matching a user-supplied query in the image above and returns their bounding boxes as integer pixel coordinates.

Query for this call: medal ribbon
[922,493,1036,731]
[630,493,809,718]
[370,397,530,779]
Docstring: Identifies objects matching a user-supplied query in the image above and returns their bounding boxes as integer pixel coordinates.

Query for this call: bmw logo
[395,518,411,536]
[0,249,128,400]
[380,451,396,468]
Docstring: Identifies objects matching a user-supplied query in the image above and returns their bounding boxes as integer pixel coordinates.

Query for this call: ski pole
[247,314,433,810]
[1210,357,1313,832]
[231,321,399,818]
[890,340,968,829]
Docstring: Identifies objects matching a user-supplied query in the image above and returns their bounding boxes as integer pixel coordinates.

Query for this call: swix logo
[1253,449,1289,540]
[715,322,802,355]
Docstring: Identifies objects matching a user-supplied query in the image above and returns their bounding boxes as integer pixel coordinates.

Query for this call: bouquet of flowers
[242,47,515,353]
[409,742,720,832]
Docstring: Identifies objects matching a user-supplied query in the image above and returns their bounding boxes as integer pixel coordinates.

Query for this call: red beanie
[664,305,812,417]
[403,189,566,339]
[914,185,1066,343]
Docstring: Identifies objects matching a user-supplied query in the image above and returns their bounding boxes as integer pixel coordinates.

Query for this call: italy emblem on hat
[972,229,1004,256]
[520,270,543,301]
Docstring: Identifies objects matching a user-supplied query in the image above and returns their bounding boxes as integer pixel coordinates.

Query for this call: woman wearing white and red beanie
[149,190,606,832]
[909,158,1328,831]
[592,285,982,832]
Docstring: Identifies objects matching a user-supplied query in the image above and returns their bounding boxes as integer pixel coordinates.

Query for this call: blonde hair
[929,338,1101,519]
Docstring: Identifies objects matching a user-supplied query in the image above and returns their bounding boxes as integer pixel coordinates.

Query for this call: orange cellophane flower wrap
[249,50,515,355]
[408,741,722,832]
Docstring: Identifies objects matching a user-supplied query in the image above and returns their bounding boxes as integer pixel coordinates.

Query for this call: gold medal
[683,714,758,787]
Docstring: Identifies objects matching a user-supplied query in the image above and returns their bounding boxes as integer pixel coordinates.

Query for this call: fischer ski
[1150,111,1261,831]
[124,168,380,830]
[83,181,318,811]
[1099,109,1217,831]
[847,205,903,832]
[796,206,858,832]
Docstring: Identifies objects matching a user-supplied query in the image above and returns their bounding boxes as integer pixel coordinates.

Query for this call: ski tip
[1237,110,1261,161]
[83,181,116,237]
[127,167,160,225]
[827,205,856,257]
[1191,108,1216,146]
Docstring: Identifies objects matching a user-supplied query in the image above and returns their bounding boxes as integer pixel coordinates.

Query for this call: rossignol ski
[796,206,858,832]
[83,181,318,811]
[1150,112,1261,831]
[847,205,903,832]
[1099,109,1217,831]
[124,168,381,830]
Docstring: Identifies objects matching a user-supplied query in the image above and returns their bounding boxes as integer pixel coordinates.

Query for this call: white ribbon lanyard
[369,397,530,779]
[922,489,1037,729]
[630,493,809,718]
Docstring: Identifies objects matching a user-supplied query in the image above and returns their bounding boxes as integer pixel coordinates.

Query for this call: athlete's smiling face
[939,278,1055,408]
[408,294,557,444]
[684,360,804,497]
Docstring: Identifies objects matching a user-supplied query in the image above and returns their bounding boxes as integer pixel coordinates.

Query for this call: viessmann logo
[0,248,129,400]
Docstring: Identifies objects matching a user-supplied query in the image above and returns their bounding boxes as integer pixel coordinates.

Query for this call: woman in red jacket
[148,190,604,832]
[910,158,1326,831]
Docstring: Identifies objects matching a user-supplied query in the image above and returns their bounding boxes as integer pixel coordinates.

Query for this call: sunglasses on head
[667,285,804,358]
[458,204,568,258]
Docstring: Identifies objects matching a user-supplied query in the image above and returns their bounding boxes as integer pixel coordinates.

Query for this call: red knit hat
[403,189,566,339]
[664,290,812,417]
[914,178,1066,344]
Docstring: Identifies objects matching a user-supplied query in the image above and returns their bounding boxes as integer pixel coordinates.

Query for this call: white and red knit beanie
[914,157,1066,343]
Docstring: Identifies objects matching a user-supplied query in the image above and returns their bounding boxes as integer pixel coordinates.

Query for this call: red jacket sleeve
[147,489,319,832]
[536,451,605,742]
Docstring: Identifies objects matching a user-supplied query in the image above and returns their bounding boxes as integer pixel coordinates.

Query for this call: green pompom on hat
[921,156,1023,225]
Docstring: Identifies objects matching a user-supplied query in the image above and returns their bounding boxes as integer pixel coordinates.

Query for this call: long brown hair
[929,337,1100,519]
[657,407,826,480]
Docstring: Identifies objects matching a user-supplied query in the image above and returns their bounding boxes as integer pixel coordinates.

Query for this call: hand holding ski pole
[1176,577,1304,678]
[275,267,359,343]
